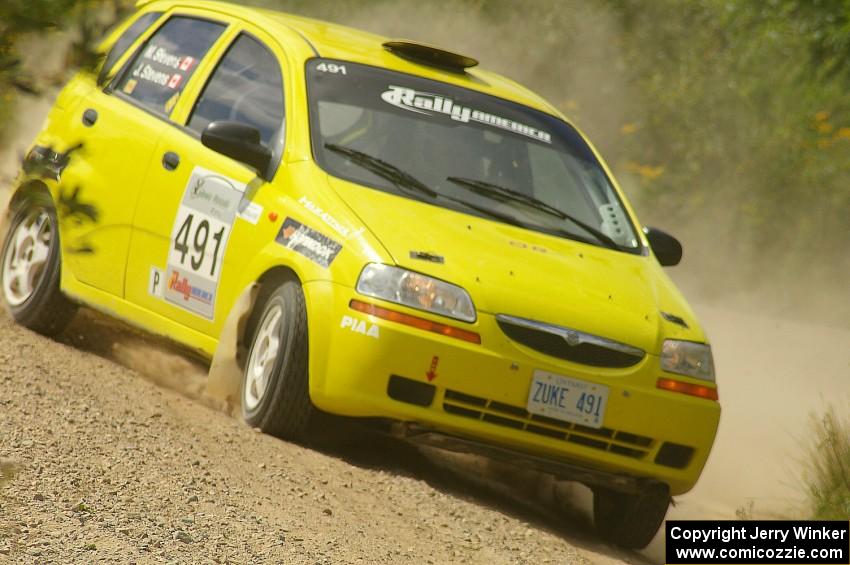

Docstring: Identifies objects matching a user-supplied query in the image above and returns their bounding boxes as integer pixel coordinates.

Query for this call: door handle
[162,152,180,171]
[82,108,98,127]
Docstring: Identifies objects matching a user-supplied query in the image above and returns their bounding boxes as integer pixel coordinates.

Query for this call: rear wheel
[593,484,670,549]
[241,279,315,440]
[0,202,76,336]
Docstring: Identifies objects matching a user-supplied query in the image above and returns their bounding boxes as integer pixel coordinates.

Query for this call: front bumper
[304,281,720,495]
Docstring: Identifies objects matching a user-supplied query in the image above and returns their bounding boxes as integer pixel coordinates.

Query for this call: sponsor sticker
[340,315,379,339]
[297,195,360,239]
[381,85,552,144]
[165,167,246,319]
[276,218,342,268]
[166,267,215,307]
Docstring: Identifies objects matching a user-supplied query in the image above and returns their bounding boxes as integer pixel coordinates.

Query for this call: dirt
[0,307,653,564]
[2,280,848,565]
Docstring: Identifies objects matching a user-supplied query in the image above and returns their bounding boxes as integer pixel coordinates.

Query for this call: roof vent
[383,40,478,72]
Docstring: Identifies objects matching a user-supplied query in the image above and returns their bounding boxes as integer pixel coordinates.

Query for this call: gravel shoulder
[0,310,637,564]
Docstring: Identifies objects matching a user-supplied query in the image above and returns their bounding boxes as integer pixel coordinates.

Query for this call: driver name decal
[381,85,552,144]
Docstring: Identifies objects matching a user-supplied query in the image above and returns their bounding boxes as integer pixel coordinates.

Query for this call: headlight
[661,340,715,381]
[356,264,476,323]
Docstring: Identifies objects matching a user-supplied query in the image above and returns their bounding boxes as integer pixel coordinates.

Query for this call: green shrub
[804,407,850,520]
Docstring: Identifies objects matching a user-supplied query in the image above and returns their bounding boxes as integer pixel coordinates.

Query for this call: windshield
[306,58,641,252]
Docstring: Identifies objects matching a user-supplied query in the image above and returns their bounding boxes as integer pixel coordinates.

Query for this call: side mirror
[201,121,272,178]
[644,226,682,267]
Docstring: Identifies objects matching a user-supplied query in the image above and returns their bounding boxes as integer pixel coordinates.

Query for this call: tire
[241,278,315,440]
[0,202,76,336]
[593,483,670,549]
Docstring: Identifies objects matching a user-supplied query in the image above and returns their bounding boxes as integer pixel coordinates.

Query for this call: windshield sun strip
[304,57,646,255]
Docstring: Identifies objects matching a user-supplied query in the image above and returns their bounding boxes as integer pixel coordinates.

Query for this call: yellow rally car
[1,0,719,548]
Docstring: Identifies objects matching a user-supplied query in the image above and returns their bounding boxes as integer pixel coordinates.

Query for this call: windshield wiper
[448,176,566,219]
[324,144,582,238]
[447,176,620,250]
[324,143,437,199]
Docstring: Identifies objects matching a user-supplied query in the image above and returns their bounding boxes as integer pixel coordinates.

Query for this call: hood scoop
[383,40,478,73]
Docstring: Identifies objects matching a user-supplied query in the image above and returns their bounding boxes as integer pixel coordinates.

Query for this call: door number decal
[165,166,245,319]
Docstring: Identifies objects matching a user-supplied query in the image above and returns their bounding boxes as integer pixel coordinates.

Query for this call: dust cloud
[639,304,850,560]
[58,309,225,410]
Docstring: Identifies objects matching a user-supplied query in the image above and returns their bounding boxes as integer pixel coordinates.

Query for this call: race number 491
[171,208,228,280]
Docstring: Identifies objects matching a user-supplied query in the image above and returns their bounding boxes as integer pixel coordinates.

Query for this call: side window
[115,17,226,115]
[100,11,162,82]
[188,34,284,146]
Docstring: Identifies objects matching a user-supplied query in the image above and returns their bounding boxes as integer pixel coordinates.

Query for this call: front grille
[497,317,644,368]
[443,389,655,460]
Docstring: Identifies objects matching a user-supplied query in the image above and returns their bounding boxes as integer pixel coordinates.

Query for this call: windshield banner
[381,85,552,144]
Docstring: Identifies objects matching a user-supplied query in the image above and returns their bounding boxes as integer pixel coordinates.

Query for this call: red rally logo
[167,271,192,301]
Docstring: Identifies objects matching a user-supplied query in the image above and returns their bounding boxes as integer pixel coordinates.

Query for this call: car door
[56,12,228,297]
[51,10,175,297]
[125,27,287,336]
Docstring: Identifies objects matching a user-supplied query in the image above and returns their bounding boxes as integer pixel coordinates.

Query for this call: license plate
[526,370,609,429]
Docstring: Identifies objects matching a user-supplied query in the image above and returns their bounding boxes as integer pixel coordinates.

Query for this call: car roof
[139,0,562,117]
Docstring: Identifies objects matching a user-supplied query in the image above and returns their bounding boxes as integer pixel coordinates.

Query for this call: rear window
[114,16,225,115]
[100,11,162,82]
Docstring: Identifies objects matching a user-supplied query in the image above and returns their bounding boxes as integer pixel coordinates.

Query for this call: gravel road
[0,87,633,565]
[0,309,636,564]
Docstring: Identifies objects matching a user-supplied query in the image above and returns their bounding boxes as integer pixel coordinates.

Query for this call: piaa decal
[340,316,379,339]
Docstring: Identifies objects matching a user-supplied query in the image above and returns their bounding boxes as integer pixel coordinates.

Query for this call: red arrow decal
[426,356,439,382]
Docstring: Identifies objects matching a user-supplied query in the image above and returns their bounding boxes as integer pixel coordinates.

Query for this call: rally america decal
[276,218,342,268]
[381,85,552,144]
[165,167,246,319]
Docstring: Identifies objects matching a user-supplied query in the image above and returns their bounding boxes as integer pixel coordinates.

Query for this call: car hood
[327,176,707,354]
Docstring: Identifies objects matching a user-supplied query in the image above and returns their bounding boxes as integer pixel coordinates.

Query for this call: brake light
[656,377,719,401]
[349,300,481,344]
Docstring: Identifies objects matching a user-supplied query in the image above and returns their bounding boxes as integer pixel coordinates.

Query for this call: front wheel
[593,484,670,549]
[241,279,315,440]
[0,202,76,336]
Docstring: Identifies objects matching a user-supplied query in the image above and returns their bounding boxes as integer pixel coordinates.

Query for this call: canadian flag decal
[178,56,195,71]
